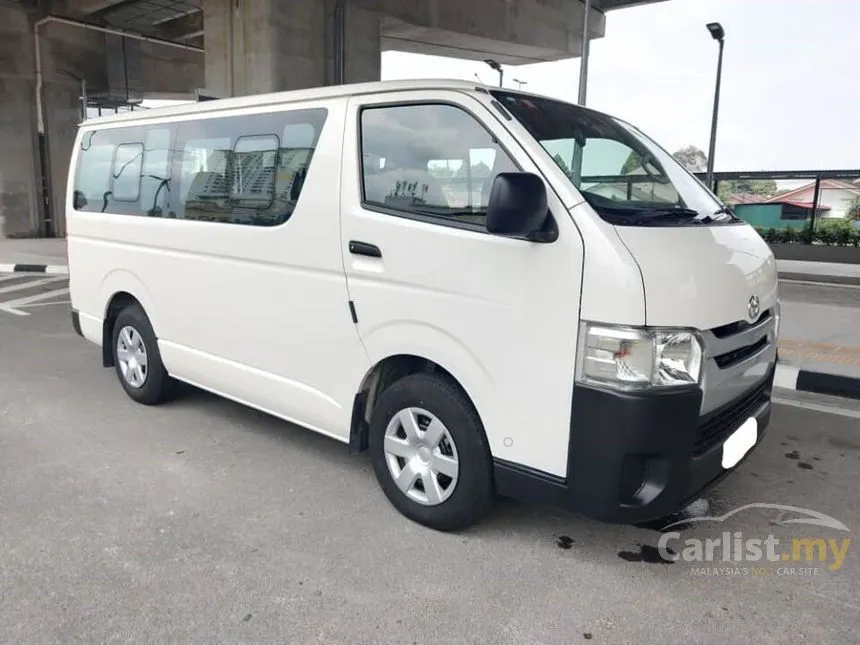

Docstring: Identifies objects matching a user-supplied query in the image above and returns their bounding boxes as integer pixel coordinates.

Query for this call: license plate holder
[721,416,758,469]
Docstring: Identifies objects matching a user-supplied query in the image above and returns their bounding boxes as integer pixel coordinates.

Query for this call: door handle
[349,241,382,258]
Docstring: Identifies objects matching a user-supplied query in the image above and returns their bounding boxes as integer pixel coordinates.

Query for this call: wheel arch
[348,353,489,455]
[97,270,160,368]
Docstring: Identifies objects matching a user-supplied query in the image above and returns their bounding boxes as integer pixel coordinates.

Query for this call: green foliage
[672,146,708,173]
[717,179,778,203]
[847,197,860,222]
[621,152,643,175]
[755,219,860,247]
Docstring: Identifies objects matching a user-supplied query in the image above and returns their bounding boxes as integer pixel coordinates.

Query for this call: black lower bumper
[494,365,775,524]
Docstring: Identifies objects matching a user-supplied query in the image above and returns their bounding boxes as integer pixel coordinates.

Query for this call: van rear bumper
[493,365,774,524]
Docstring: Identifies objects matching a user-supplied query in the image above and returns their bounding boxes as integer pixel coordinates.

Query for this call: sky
[379,0,860,173]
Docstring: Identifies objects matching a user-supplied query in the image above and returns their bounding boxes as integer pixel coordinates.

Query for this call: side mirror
[486,172,549,240]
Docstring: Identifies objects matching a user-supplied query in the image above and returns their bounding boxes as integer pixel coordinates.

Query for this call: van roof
[80,78,514,127]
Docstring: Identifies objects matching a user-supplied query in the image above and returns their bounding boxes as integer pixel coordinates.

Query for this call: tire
[369,372,494,531]
[111,303,175,405]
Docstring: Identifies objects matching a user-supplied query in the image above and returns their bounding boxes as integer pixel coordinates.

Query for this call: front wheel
[369,373,494,531]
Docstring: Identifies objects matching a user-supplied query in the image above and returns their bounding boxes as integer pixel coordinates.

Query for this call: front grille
[694,378,769,456]
[711,309,771,339]
[714,336,769,369]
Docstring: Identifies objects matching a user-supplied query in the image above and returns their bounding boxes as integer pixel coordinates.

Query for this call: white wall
[783,186,860,219]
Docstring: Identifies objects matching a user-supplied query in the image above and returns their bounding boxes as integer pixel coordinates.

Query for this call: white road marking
[772,396,860,419]
[16,299,71,309]
[0,287,70,317]
[0,276,64,295]
[0,274,29,283]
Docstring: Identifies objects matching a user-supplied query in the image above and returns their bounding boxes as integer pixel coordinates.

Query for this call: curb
[775,363,860,401]
[778,272,860,287]
[0,263,68,275]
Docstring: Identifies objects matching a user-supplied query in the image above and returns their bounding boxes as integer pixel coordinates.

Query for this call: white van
[66,79,779,531]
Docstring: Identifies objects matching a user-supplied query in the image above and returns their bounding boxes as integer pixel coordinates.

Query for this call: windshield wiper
[711,205,737,220]
[592,204,704,224]
[628,209,706,225]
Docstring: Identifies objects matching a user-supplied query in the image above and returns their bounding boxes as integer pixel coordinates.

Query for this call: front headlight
[577,323,703,390]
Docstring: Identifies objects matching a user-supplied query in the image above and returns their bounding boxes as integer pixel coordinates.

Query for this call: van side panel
[66,98,370,440]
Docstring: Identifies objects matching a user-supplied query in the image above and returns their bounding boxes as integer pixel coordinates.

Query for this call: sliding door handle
[349,241,382,258]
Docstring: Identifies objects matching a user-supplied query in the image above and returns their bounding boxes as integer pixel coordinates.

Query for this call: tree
[672,145,708,173]
[717,179,778,203]
[673,145,777,203]
[552,153,570,175]
[848,197,860,221]
[621,151,643,174]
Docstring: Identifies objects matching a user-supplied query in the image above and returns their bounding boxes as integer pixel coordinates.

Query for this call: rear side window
[172,108,328,226]
[359,103,518,229]
[72,107,328,227]
[111,143,144,202]
[74,125,174,216]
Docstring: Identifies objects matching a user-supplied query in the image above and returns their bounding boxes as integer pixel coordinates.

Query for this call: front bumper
[494,364,774,524]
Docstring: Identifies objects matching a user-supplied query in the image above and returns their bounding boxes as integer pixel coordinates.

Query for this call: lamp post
[484,59,503,87]
[705,22,725,190]
[512,78,527,90]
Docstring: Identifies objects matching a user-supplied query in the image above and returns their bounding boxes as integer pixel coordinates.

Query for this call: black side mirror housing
[486,172,551,241]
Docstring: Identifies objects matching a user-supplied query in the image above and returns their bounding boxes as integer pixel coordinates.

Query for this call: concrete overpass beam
[155,10,204,42]
[366,0,606,64]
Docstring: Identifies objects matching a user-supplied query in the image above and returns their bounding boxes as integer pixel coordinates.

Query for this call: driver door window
[359,103,518,229]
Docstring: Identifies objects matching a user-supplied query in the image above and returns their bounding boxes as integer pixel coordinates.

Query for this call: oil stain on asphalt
[617,544,675,564]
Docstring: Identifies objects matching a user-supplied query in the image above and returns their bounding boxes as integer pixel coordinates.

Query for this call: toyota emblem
[748,295,760,320]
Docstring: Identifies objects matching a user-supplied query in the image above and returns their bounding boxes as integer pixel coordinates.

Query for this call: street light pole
[484,59,503,87]
[578,0,591,105]
[705,22,725,190]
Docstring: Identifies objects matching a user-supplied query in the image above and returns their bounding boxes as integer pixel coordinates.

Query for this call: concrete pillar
[39,19,108,237]
[204,0,381,96]
[343,5,381,83]
[0,4,41,238]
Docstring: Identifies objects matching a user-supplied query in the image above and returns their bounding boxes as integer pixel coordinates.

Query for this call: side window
[172,108,327,226]
[74,125,175,216]
[139,127,174,217]
[360,103,518,228]
[111,143,143,202]
[74,130,118,212]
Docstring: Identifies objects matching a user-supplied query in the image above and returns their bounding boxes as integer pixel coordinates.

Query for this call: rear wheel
[369,373,494,531]
[111,303,175,405]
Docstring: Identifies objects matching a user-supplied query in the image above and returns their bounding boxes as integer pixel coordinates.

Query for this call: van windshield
[491,91,737,226]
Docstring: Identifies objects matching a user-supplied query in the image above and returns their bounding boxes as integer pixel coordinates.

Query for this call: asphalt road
[1,280,859,644]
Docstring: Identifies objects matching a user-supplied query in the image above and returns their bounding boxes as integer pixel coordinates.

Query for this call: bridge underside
[0,0,666,238]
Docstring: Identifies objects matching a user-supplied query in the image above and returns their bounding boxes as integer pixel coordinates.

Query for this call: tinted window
[74,125,173,216]
[72,107,327,226]
[360,104,518,228]
[172,108,327,226]
[111,143,144,202]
